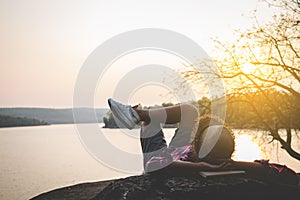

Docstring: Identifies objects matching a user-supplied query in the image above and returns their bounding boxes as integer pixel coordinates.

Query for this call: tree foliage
[183,0,300,160]
[0,114,48,127]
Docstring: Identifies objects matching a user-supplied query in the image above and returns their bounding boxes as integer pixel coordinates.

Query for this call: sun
[241,63,255,74]
[233,135,262,161]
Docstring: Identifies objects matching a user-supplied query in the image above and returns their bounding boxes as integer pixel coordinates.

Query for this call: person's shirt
[145,145,192,172]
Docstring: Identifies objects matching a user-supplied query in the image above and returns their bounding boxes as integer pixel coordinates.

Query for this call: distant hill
[0,108,109,125]
[0,114,48,127]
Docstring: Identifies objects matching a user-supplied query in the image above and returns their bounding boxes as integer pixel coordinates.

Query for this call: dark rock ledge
[32,174,300,200]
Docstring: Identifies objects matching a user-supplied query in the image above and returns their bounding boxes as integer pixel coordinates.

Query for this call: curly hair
[191,115,235,163]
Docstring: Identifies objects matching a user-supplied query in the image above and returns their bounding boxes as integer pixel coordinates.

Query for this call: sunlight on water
[0,125,299,200]
[233,134,262,161]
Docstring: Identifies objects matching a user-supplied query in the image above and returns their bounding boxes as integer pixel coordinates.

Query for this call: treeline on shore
[2,90,298,129]
[0,108,109,128]
[0,114,48,128]
[225,90,300,129]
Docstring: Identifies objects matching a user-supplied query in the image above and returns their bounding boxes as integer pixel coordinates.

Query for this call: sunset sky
[0,0,278,108]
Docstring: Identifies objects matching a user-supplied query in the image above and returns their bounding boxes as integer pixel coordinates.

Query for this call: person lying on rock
[108,98,299,185]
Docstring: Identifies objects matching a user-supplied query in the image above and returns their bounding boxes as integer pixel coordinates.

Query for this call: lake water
[0,124,299,200]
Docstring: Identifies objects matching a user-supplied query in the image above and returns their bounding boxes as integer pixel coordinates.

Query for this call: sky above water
[0,0,278,108]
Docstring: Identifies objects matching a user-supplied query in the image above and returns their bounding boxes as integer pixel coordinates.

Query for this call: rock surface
[31,180,112,200]
[32,174,300,200]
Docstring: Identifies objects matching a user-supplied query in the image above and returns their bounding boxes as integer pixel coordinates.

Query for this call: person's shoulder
[254,159,299,185]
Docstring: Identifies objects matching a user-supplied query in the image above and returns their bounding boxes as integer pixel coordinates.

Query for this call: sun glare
[233,135,262,161]
[241,63,254,74]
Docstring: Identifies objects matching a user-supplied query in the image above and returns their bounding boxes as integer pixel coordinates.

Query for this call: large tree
[184,0,300,160]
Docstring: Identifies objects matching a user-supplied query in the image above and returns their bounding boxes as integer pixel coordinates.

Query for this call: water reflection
[230,129,300,173]
[233,134,262,161]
